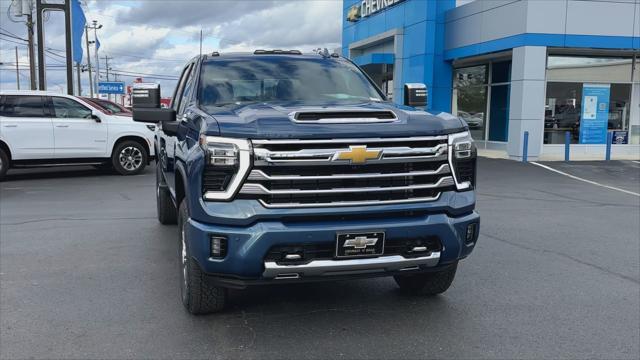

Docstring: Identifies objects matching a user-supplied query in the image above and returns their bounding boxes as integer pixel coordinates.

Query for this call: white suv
[0,91,156,180]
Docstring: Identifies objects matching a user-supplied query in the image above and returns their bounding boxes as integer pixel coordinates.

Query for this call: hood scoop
[289,110,397,124]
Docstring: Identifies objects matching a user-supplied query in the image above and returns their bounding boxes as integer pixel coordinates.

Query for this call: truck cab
[134,51,479,314]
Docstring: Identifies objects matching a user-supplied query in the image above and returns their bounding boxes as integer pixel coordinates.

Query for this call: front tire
[0,148,9,181]
[178,200,227,314]
[156,165,177,224]
[112,140,147,175]
[394,262,458,295]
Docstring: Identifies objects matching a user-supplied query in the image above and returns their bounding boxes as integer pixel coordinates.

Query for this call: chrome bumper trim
[263,252,441,278]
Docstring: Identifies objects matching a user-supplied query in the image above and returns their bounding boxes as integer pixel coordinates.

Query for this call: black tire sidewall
[0,148,9,179]
[156,165,177,224]
[178,201,191,308]
[112,140,147,175]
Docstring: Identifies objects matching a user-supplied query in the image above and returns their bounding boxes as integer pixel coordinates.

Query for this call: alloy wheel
[118,146,143,171]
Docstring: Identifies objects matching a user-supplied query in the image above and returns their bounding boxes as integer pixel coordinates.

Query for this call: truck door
[162,62,195,192]
[49,96,108,158]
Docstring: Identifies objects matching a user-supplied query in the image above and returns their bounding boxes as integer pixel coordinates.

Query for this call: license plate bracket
[335,231,385,258]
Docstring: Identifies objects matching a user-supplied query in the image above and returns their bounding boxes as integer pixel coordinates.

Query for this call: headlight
[199,135,251,201]
[448,131,477,190]
[146,125,156,131]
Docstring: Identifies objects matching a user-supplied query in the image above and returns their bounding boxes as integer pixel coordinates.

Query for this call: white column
[507,46,547,160]
[630,80,639,144]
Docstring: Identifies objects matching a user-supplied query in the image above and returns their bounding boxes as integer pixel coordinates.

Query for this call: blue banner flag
[95,37,101,51]
[71,0,86,63]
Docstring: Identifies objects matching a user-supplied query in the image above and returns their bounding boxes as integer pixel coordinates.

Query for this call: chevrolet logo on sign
[346,0,405,22]
[333,145,381,164]
[346,5,361,22]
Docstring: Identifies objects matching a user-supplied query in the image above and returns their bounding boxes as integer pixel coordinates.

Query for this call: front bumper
[185,193,479,286]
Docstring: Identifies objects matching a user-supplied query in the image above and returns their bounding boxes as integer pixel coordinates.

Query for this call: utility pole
[200,29,203,56]
[90,20,102,97]
[103,55,113,100]
[15,47,20,90]
[10,0,37,89]
[84,26,94,97]
[25,1,36,90]
[76,62,82,95]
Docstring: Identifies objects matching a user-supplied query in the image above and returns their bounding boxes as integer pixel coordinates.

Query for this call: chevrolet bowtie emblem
[344,236,378,249]
[346,5,361,22]
[333,145,381,164]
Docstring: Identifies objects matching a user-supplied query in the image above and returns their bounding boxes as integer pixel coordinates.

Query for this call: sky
[0,0,343,96]
[0,0,474,97]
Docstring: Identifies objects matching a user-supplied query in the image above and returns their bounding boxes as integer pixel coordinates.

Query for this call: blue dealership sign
[579,83,610,144]
[98,81,126,95]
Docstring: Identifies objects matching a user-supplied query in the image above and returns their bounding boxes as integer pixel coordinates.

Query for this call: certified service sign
[347,0,405,22]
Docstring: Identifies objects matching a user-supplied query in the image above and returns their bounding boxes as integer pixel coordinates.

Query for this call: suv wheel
[178,200,227,314]
[112,140,147,175]
[0,148,9,181]
[394,262,458,295]
[156,165,177,224]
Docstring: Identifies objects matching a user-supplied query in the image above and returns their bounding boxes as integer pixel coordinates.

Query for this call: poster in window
[579,84,610,144]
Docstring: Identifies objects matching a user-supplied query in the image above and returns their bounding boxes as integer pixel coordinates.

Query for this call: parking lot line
[530,162,640,197]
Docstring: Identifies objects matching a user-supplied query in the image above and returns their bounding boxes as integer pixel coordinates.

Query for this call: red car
[82,97,132,117]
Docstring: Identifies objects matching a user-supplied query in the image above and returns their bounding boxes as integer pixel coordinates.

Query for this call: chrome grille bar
[251,135,448,145]
[257,194,442,209]
[240,176,455,195]
[254,143,447,166]
[246,163,451,181]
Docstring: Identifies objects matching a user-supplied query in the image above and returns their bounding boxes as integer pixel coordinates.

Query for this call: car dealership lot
[1,159,638,359]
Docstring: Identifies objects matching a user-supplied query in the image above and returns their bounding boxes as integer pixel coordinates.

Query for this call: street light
[88,20,102,97]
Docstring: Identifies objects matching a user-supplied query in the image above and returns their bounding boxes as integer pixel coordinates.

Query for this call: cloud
[114,0,280,28]
[214,0,341,51]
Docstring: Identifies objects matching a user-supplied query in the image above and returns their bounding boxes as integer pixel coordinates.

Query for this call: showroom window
[452,61,511,142]
[545,55,634,144]
[452,65,487,140]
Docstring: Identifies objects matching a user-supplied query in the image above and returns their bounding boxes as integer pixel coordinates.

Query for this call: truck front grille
[239,136,456,208]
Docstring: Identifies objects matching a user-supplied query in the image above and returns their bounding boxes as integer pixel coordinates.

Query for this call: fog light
[210,235,227,258]
[466,223,477,243]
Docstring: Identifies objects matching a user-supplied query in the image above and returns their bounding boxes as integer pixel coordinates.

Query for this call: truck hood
[203,101,466,139]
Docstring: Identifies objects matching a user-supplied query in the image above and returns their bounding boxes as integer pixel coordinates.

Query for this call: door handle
[55,125,69,128]
[3,125,17,128]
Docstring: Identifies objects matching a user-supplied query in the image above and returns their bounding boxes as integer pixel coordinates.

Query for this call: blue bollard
[606,131,613,161]
[522,131,529,163]
[565,131,571,162]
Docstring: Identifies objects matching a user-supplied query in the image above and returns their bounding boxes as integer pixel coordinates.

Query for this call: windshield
[198,56,384,108]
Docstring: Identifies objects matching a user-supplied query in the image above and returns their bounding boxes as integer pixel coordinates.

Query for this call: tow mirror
[131,82,176,123]
[404,83,428,108]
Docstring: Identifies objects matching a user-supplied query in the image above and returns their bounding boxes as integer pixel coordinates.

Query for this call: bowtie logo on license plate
[333,145,381,164]
[343,236,378,249]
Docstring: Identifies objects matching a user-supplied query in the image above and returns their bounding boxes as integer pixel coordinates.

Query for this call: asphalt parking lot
[1,159,639,359]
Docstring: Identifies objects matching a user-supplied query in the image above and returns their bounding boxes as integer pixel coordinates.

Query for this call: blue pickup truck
[133,51,479,314]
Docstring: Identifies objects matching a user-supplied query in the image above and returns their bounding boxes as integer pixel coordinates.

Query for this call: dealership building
[342,0,640,160]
